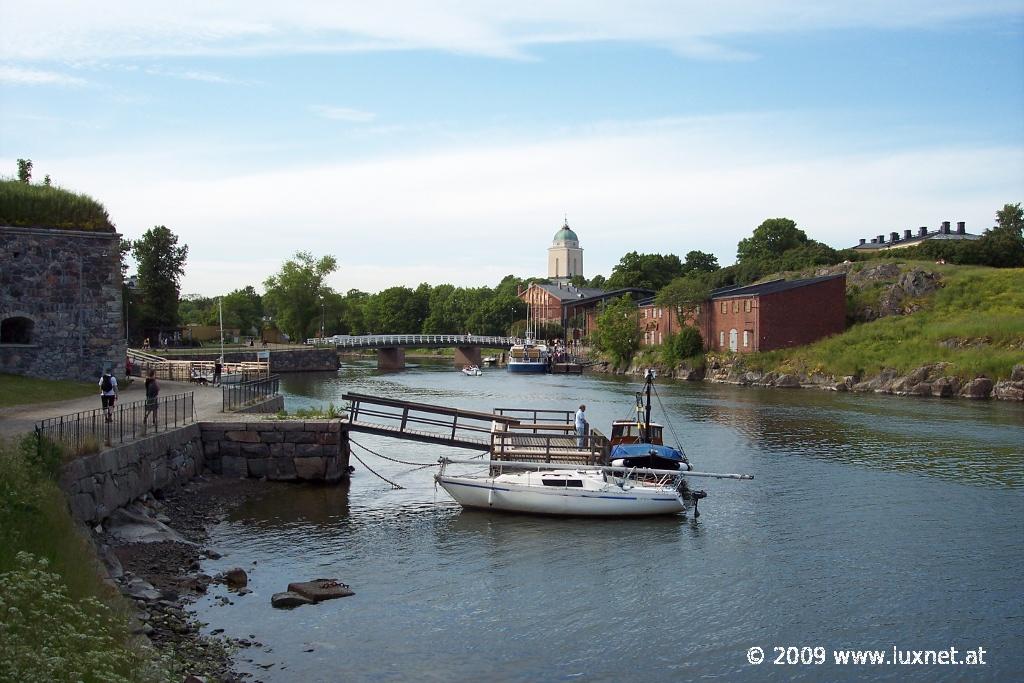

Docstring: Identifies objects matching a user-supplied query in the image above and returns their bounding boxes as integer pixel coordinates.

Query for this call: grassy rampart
[0,179,115,232]
[746,264,1024,379]
[0,373,98,408]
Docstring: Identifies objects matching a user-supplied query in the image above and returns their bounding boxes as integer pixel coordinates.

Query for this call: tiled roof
[710,274,845,299]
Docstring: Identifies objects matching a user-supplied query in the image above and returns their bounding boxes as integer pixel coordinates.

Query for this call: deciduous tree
[605,252,684,291]
[593,294,641,366]
[737,218,808,262]
[262,251,337,341]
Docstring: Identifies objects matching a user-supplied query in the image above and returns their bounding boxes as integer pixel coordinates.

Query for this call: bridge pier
[377,347,405,370]
[454,346,482,368]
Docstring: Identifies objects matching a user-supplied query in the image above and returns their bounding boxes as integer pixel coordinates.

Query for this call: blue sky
[1,2,1022,296]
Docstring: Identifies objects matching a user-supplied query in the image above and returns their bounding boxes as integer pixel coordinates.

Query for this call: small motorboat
[435,458,750,517]
[482,356,498,365]
[462,365,482,376]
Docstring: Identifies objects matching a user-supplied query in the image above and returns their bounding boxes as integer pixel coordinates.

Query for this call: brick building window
[732,300,739,313]
[744,299,751,312]
[720,302,727,314]
[743,330,749,347]
[0,316,34,344]
[719,331,724,347]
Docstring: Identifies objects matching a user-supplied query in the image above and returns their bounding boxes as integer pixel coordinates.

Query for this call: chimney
[877,234,885,244]
[941,221,951,234]
[859,238,866,245]
[918,226,928,237]
[904,229,912,240]
[890,231,900,243]
[957,221,966,234]
[870,238,877,244]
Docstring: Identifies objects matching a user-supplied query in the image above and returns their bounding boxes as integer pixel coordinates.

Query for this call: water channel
[193,359,1024,681]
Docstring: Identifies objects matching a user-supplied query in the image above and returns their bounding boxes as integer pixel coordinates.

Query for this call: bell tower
[547,218,583,282]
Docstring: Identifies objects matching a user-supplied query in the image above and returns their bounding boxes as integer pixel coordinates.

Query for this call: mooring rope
[348,449,406,489]
[651,383,685,450]
[349,437,441,467]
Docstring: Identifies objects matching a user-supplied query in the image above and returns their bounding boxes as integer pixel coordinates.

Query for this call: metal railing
[36,392,195,452]
[311,334,516,349]
[222,375,281,412]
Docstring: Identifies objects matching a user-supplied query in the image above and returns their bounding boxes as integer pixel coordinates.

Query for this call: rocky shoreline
[601,360,1024,401]
[93,476,271,682]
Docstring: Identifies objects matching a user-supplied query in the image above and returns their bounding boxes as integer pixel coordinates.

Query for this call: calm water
[194,360,1024,682]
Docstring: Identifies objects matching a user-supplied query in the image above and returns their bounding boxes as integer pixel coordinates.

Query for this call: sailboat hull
[436,474,686,517]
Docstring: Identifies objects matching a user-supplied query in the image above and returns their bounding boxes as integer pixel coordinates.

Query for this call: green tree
[262,251,337,341]
[656,275,711,326]
[340,289,370,334]
[737,218,808,262]
[593,294,641,366]
[221,286,264,335]
[587,274,607,289]
[364,286,428,334]
[681,250,719,276]
[978,203,1024,267]
[42,174,51,187]
[132,225,188,332]
[662,326,704,366]
[178,294,217,326]
[16,159,32,184]
[605,252,684,290]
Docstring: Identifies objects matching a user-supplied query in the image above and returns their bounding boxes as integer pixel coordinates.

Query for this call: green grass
[0,374,98,407]
[0,179,115,232]
[745,264,1024,379]
[0,435,171,681]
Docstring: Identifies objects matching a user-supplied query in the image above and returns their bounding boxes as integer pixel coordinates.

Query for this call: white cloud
[309,105,377,123]
[29,114,1022,295]
[0,65,87,86]
[143,67,254,84]
[0,1,1019,61]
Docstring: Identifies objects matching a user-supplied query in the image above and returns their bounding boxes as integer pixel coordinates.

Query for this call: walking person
[99,369,118,423]
[575,403,588,449]
[142,369,159,435]
[213,358,223,386]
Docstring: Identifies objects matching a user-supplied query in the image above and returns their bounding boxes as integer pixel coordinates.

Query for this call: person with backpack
[99,370,118,422]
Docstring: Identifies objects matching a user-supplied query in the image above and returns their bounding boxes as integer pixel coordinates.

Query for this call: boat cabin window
[542,478,583,487]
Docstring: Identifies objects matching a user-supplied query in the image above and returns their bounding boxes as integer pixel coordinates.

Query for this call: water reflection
[192,361,1024,682]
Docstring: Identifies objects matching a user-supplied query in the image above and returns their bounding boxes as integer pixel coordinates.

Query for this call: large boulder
[224,567,248,588]
[931,377,960,398]
[287,578,354,602]
[271,591,314,609]
[1011,364,1024,382]
[959,377,993,399]
[774,374,802,388]
[993,380,1024,401]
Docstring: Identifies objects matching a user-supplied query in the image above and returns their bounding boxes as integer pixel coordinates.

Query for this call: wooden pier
[341,393,609,465]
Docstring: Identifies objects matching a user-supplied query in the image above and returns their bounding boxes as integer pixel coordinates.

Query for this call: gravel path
[0,379,230,440]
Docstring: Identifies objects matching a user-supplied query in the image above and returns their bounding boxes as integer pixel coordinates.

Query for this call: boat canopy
[610,443,687,462]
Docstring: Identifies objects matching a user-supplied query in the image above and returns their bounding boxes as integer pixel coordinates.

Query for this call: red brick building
[518,283,654,339]
[637,274,846,353]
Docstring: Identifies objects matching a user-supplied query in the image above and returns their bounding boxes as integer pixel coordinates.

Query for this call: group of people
[99,367,160,432]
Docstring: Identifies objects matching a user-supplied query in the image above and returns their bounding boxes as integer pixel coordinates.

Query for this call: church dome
[553,221,578,243]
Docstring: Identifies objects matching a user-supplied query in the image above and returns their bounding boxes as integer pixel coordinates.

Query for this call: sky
[1,1,1023,296]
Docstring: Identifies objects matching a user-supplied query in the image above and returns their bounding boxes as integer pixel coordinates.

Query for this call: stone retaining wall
[59,424,203,524]
[231,394,285,414]
[199,420,348,483]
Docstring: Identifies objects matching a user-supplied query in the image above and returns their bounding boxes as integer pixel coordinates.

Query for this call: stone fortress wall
[0,225,126,381]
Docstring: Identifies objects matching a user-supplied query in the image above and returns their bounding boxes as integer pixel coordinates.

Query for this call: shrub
[661,327,704,367]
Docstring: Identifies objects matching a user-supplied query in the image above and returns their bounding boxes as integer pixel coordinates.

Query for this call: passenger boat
[506,338,549,373]
[482,355,498,365]
[435,459,750,517]
[462,365,482,376]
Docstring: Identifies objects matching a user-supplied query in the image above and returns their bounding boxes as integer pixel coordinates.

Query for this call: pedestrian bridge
[309,334,517,370]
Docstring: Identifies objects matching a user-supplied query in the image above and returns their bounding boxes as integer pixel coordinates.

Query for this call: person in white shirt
[574,404,588,449]
[99,370,118,422]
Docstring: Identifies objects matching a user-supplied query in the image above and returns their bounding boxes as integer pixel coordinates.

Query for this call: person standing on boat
[575,404,588,449]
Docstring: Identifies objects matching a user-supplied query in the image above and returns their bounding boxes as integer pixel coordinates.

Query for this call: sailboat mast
[219,298,224,362]
[644,369,653,443]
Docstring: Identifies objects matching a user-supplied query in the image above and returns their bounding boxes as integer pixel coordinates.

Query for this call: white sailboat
[435,458,751,517]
